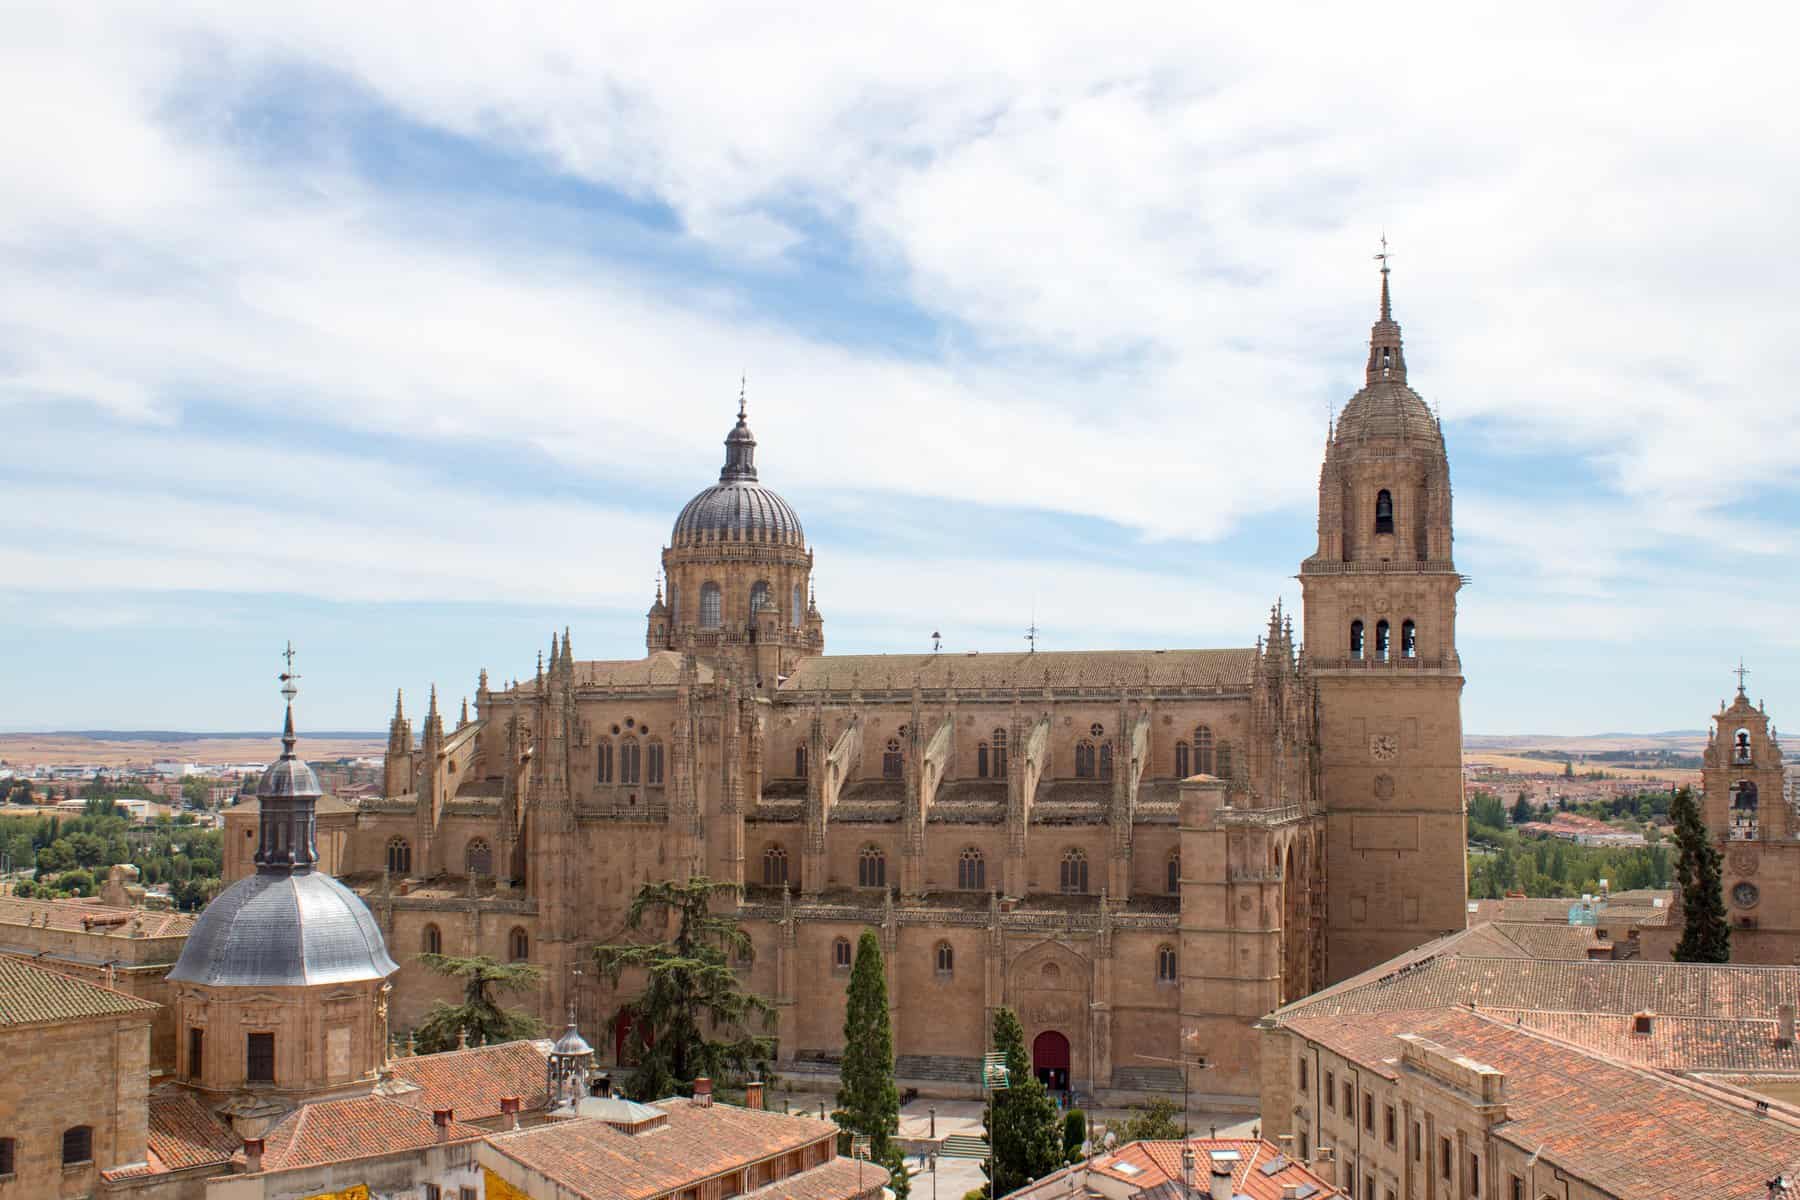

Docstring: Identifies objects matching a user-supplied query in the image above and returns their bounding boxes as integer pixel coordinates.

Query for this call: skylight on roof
[1114,1162,1142,1176]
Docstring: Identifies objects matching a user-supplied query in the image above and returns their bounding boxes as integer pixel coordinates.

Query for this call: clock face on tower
[1370,734,1399,762]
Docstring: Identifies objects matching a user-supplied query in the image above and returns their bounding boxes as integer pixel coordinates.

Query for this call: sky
[3,5,1799,735]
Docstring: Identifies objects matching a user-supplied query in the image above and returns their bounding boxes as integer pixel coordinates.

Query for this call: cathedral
[227,267,1470,1104]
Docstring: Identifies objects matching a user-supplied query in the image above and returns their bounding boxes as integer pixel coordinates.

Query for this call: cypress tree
[1670,786,1731,963]
[985,1007,1062,1195]
[836,931,899,1156]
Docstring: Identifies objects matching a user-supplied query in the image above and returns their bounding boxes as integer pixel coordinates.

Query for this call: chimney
[1283,1188,1302,1200]
[500,1096,521,1131]
[433,1109,454,1143]
[746,1079,765,1111]
[694,1077,713,1107]
[243,1138,264,1174]
[1209,1151,1238,1200]
[1779,1003,1796,1048]
[1181,1148,1195,1197]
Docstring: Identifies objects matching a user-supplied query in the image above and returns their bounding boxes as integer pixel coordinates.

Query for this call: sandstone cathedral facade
[226,269,1469,1103]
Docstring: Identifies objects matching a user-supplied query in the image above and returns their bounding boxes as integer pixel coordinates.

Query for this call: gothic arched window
[1156,944,1177,983]
[858,846,886,889]
[1376,619,1391,662]
[597,738,613,783]
[763,845,789,887]
[1059,848,1088,894]
[1402,619,1417,659]
[958,847,986,891]
[1166,851,1180,895]
[882,739,903,779]
[646,739,665,785]
[1217,742,1233,781]
[792,584,803,629]
[1195,725,1215,775]
[833,937,852,969]
[465,839,492,877]
[1375,488,1394,535]
[509,927,529,961]
[1350,620,1365,659]
[795,744,808,777]
[1175,741,1190,778]
[1075,740,1096,778]
[422,923,442,955]
[992,729,1008,778]
[699,582,722,629]
[620,737,641,784]
[749,580,771,623]
[1099,742,1113,779]
[977,741,991,778]
[935,942,954,976]
[386,837,411,875]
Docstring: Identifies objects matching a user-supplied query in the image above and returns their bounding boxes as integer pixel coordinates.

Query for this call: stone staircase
[895,1054,982,1085]
[1111,1064,1183,1092]
[940,1133,990,1161]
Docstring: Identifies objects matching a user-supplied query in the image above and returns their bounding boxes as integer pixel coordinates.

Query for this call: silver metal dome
[671,391,805,548]
[167,870,398,987]
[256,754,322,799]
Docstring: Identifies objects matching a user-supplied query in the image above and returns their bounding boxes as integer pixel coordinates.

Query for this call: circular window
[1090,724,1104,738]
[1732,881,1760,909]
[626,717,635,728]
[611,724,621,735]
[640,724,650,735]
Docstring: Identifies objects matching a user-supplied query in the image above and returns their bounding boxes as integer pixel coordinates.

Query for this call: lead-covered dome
[671,397,805,548]
[1332,267,1443,449]
[168,870,398,987]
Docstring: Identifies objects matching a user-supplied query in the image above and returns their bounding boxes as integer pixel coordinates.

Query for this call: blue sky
[3,5,1799,734]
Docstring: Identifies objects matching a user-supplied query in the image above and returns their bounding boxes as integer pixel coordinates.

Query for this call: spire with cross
[1735,658,1751,697]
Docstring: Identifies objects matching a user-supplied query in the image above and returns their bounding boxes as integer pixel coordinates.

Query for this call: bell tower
[1300,259,1468,982]
[1700,667,1799,962]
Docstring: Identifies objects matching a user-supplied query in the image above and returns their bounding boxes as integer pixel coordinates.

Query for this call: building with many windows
[226,268,1471,1106]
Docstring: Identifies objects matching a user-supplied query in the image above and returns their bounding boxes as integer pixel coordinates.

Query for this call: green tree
[1111,1096,1184,1142]
[836,931,899,1154]
[1669,787,1730,963]
[985,1007,1062,1195]
[1509,795,1532,824]
[1468,792,1506,832]
[1062,1109,1087,1163]
[593,877,775,1101]
[412,954,544,1052]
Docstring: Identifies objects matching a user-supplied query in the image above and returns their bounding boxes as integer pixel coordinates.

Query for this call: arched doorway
[1032,1030,1071,1093]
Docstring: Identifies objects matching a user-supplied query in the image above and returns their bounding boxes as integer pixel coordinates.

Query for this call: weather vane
[1374,232,1391,271]
[279,640,300,702]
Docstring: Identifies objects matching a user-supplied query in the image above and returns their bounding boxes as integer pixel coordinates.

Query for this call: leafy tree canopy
[412,953,544,1053]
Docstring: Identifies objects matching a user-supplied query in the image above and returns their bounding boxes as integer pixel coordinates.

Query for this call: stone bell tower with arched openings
[1300,261,1468,982]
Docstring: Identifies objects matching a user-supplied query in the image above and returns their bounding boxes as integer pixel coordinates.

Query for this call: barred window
[62,1125,93,1165]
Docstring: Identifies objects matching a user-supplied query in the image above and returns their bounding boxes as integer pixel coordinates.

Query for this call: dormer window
[1375,489,1394,535]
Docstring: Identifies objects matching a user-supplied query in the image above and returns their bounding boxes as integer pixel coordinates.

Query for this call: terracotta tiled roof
[1283,1008,1800,1200]
[0,895,196,937]
[779,649,1256,694]
[1493,1010,1800,1073]
[1271,938,1800,1025]
[500,652,714,695]
[258,1095,485,1173]
[0,954,161,1026]
[144,1087,238,1173]
[1481,921,1607,959]
[739,1155,887,1200]
[1468,890,1670,926]
[1007,1139,1341,1200]
[485,1099,838,1200]
[386,1039,551,1120]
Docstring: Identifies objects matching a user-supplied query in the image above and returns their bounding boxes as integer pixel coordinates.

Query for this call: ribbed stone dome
[672,395,805,548]
[167,869,398,988]
[672,481,805,547]
[1334,380,1442,446]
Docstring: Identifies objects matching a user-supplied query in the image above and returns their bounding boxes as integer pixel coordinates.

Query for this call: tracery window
[597,737,613,783]
[386,837,411,875]
[935,942,954,976]
[1075,740,1096,778]
[1375,488,1394,534]
[1166,850,1180,895]
[509,927,530,961]
[958,846,986,891]
[621,737,641,784]
[1059,848,1088,894]
[833,937,852,969]
[795,745,808,777]
[647,739,665,785]
[992,729,1008,777]
[1156,943,1177,983]
[858,846,886,889]
[1350,620,1365,659]
[763,846,789,887]
[700,582,722,629]
[465,838,492,877]
[1195,725,1215,775]
[422,923,442,955]
[1175,740,1190,778]
[882,739,903,779]
[1402,619,1417,659]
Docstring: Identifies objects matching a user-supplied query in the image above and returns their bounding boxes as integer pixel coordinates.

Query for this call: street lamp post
[1133,1053,1212,1136]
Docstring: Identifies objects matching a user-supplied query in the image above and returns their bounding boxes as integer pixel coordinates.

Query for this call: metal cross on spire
[1735,658,1751,695]
[738,372,747,421]
[279,640,300,701]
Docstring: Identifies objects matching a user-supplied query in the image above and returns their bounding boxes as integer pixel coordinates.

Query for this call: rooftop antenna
[738,372,747,421]
[1025,610,1039,655]
[931,631,942,654]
